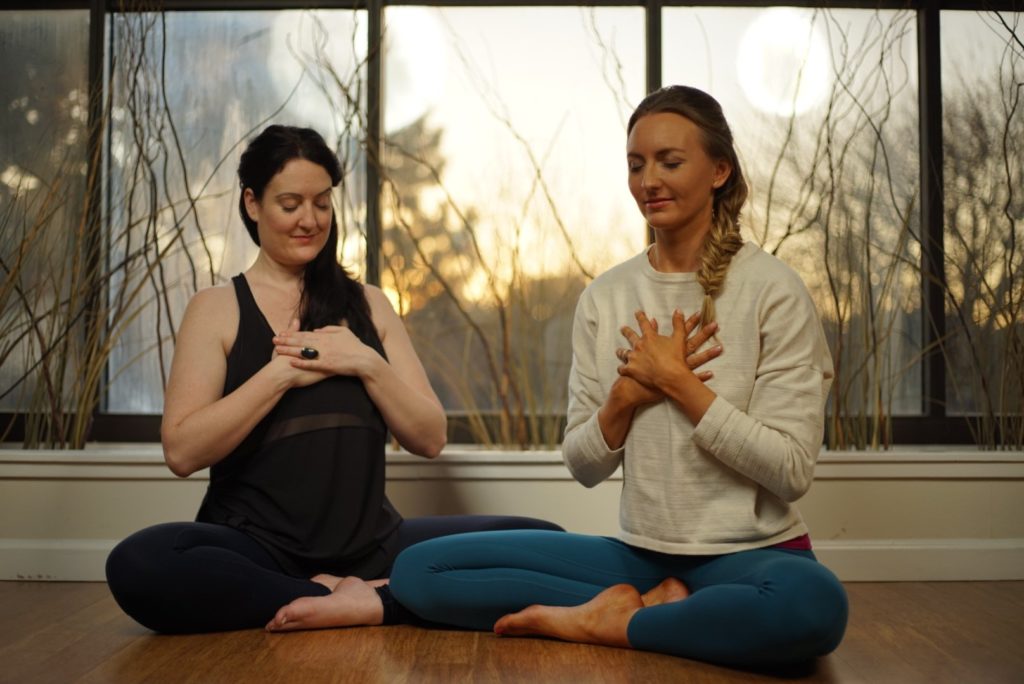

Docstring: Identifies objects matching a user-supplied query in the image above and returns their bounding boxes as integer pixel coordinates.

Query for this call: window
[2,2,1021,448]
[0,10,90,419]
[941,10,1023,445]
[105,9,368,413]
[380,6,644,445]
[665,7,921,448]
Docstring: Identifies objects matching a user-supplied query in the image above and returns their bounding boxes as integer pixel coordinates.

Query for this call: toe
[267,603,304,632]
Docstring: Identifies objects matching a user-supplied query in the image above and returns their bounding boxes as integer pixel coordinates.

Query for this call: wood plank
[837,582,1024,684]
[0,584,146,684]
[910,582,1024,682]
[0,581,1021,684]
[0,582,109,648]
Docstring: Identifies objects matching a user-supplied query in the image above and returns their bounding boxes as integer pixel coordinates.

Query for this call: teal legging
[390,530,848,668]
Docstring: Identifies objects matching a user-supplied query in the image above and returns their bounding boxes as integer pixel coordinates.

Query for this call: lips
[644,198,673,210]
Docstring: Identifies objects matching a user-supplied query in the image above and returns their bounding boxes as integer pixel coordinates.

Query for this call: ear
[243,187,260,223]
[711,159,732,190]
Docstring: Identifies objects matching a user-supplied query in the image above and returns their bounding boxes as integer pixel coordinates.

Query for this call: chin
[645,214,680,231]
[286,247,322,266]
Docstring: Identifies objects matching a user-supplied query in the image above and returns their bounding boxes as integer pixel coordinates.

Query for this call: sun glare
[383,7,447,132]
[267,9,446,135]
[736,8,832,118]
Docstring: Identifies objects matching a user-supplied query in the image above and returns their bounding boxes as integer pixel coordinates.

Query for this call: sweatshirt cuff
[692,395,744,456]
[563,410,625,481]
[582,410,625,458]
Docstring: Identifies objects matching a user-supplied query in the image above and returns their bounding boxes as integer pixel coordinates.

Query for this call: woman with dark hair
[105,125,561,634]
[323,86,845,668]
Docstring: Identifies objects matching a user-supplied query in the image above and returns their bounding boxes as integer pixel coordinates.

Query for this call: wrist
[265,355,299,392]
[356,349,387,383]
[608,378,644,413]
[657,366,716,424]
[653,363,693,396]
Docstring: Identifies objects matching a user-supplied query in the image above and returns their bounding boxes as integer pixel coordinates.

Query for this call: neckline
[640,241,755,282]
[640,245,698,282]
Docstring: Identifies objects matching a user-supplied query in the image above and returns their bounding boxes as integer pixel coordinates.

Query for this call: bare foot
[492,584,643,648]
[640,577,689,607]
[309,574,387,592]
[310,573,344,592]
[266,576,384,632]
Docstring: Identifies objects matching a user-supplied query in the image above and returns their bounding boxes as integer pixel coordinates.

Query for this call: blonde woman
[272,87,847,669]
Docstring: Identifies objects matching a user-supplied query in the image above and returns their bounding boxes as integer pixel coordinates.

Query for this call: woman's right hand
[268,352,331,389]
[599,311,722,448]
[609,375,661,409]
[613,311,720,406]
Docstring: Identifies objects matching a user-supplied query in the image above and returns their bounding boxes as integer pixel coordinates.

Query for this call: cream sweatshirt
[562,242,834,555]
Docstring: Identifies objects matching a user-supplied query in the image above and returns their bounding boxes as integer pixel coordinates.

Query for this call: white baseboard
[813,538,1024,581]
[3,537,1021,583]
[0,539,114,581]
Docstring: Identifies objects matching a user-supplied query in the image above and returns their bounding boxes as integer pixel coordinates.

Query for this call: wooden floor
[1,582,1022,683]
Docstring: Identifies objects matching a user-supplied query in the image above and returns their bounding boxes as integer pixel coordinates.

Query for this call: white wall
[1,446,1022,581]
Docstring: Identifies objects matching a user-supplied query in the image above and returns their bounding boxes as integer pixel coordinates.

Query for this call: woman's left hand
[618,309,721,390]
[273,324,379,378]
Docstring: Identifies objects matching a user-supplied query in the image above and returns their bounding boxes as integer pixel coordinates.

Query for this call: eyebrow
[627,148,687,159]
[275,188,333,200]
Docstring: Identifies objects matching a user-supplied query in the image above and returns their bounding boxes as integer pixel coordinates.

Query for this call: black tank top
[195,274,402,579]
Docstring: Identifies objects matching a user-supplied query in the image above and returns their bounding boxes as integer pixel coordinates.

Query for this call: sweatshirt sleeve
[692,276,833,502]
[561,287,625,488]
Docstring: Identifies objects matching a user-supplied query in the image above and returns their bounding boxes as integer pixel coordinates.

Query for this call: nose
[296,203,317,230]
[640,166,661,192]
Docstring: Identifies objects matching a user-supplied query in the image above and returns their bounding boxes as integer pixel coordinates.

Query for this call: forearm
[360,355,446,458]
[597,387,641,450]
[655,366,817,500]
[681,265,831,501]
[563,379,642,487]
[654,365,716,425]
[161,365,291,476]
[692,396,820,501]
[562,411,624,487]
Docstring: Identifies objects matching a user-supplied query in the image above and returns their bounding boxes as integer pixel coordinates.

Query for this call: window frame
[2,0,1020,445]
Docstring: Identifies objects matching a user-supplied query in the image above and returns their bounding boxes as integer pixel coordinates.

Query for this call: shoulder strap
[231,274,275,337]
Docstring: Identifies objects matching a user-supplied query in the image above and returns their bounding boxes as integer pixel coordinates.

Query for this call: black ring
[300,347,319,360]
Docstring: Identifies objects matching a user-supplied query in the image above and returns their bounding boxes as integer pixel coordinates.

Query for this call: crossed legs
[389,530,847,668]
[267,514,564,632]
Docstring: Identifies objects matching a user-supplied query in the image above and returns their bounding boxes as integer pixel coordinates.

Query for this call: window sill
[0,444,1021,481]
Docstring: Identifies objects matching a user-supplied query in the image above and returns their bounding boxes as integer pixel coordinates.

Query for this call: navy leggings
[106,516,562,634]
[390,530,848,668]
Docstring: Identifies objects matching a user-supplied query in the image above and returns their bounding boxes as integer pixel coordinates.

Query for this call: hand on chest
[597,298,760,409]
